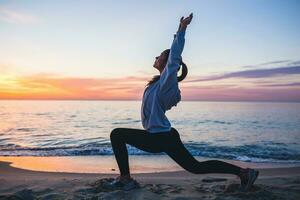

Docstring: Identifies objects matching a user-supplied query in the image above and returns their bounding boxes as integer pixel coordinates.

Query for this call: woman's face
[153,51,168,73]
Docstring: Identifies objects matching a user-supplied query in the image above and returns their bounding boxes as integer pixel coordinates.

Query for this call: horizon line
[0,99,299,103]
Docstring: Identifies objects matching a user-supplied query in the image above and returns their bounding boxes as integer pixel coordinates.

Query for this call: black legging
[110,127,241,176]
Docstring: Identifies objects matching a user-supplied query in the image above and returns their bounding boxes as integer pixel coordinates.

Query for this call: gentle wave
[1,142,300,163]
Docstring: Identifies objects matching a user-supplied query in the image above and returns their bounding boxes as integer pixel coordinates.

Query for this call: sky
[0,0,300,101]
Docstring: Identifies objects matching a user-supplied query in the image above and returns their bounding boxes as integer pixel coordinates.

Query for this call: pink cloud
[0,73,299,102]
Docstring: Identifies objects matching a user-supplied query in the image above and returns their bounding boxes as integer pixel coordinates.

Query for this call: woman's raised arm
[159,13,193,95]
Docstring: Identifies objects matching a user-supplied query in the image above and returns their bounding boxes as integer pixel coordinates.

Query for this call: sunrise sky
[0,0,300,101]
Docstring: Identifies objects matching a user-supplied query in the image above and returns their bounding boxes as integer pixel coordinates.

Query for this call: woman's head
[147,49,188,87]
[153,49,170,73]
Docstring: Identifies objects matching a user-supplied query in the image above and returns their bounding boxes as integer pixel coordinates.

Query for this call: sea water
[0,100,299,163]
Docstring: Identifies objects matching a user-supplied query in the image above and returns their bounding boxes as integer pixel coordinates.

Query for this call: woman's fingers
[189,13,193,19]
[177,13,193,31]
[189,13,193,22]
[180,13,193,26]
[185,13,193,23]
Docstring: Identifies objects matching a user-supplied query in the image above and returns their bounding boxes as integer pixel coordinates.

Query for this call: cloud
[181,86,300,102]
[289,60,300,66]
[242,60,292,69]
[0,74,148,100]
[258,60,291,66]
[0,6,39,25]
[258,82,300,87]
[1,59,300,101]
[0,72,299,101]
[186,66,300,83]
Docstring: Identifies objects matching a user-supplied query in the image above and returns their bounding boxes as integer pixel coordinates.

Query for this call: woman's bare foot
[110,174,140,191]
[117,174,133,183]
[239,168,259,191]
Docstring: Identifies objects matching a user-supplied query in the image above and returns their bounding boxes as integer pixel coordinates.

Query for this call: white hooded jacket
[141,29,185,133]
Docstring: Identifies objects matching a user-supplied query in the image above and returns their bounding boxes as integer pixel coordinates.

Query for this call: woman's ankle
[120,174,132,181]
[238,168,248,177]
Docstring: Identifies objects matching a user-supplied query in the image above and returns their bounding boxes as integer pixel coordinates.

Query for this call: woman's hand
[178,13,193,32]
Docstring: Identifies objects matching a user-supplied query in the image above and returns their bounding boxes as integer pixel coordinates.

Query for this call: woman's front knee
[110,128,123,141]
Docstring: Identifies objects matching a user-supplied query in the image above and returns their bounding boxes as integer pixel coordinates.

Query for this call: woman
[110,13,259,191]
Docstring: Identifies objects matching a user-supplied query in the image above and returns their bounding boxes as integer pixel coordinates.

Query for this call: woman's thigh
[111,128,167,153]
[164,130,200,171]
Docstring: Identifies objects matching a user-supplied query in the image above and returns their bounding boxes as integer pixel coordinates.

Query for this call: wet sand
[1,160,300,200]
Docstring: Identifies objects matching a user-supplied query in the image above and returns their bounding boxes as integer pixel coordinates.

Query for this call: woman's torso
[141,81,181,133]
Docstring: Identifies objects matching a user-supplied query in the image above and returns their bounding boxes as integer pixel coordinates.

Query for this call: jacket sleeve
[159,29,185,94]
[158,29,185,109]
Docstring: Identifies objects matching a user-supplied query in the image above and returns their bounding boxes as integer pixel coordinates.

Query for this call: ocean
[0,100,300,163]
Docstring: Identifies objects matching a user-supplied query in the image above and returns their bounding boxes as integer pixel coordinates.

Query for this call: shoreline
[1,155,300,174]
[1,159,300,177]
[1,160,300,199]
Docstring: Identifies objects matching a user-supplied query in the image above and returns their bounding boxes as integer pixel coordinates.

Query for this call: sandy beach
[1,160,300,200]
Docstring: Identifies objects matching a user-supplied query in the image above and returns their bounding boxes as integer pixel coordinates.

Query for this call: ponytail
[177,61,188,82]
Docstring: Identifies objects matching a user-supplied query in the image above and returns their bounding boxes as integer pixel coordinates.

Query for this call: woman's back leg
[165,130,241,176]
